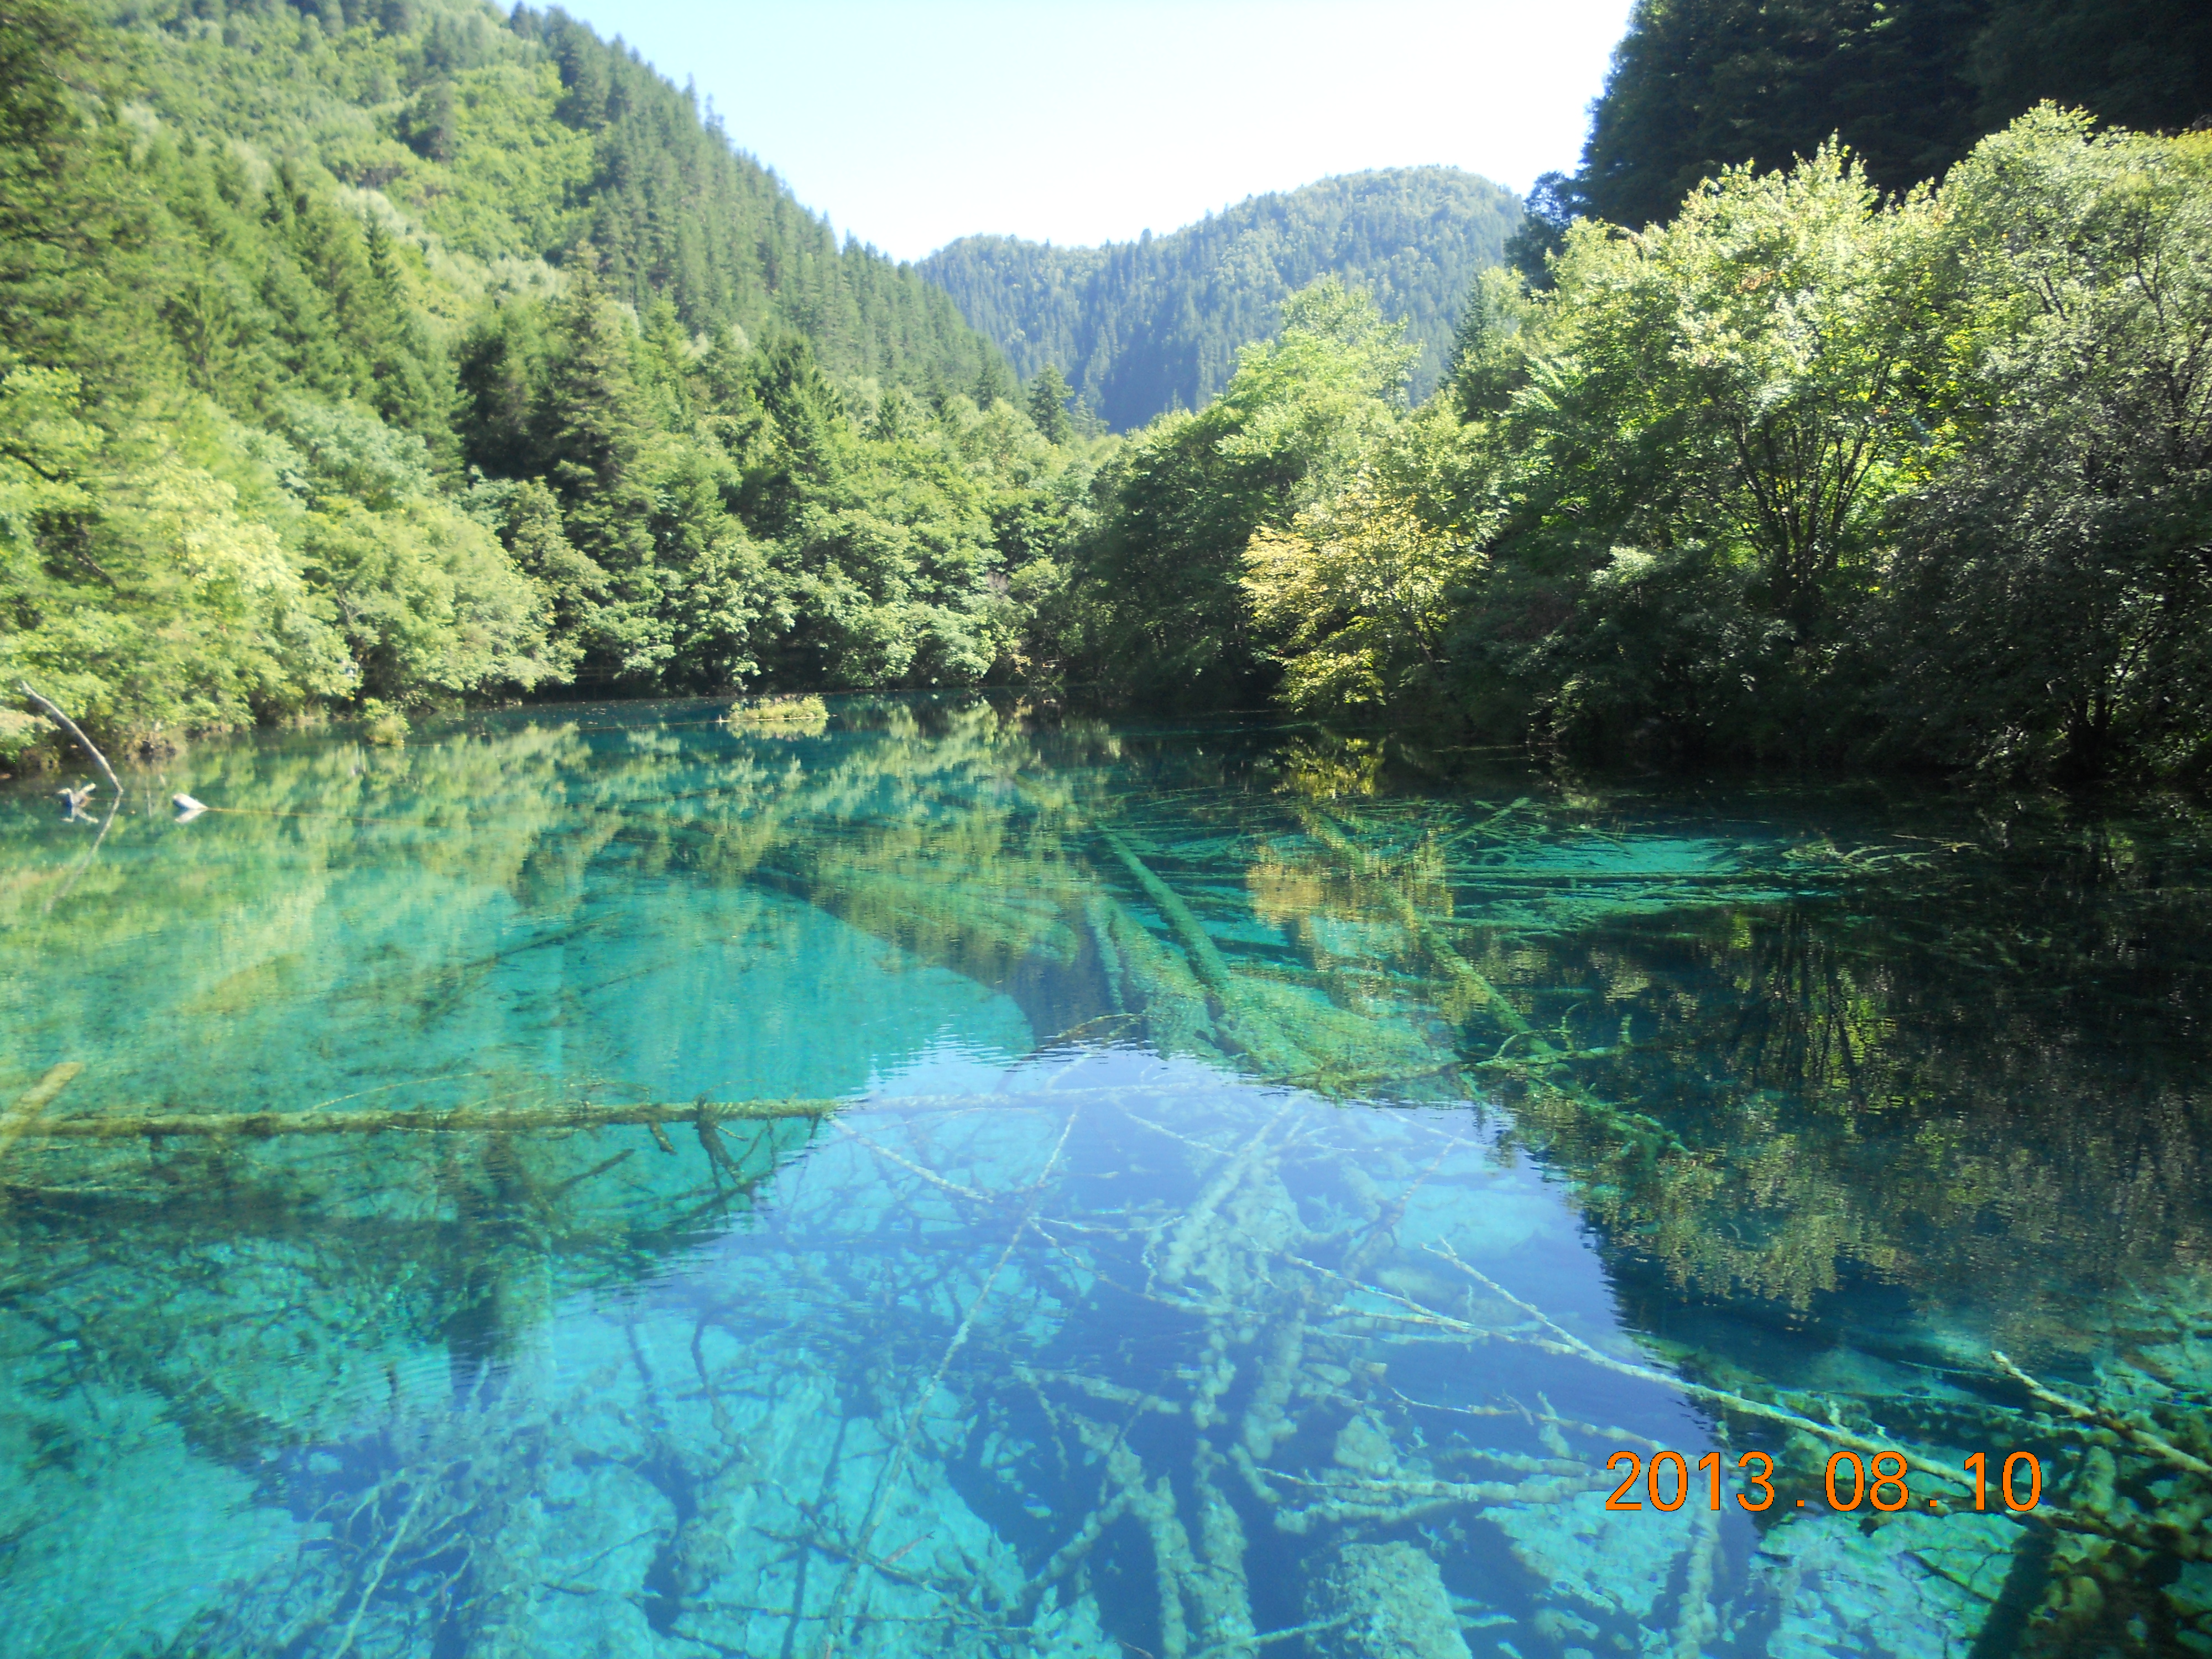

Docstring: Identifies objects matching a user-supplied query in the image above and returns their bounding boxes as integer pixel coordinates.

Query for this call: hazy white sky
[556,1,1636,261]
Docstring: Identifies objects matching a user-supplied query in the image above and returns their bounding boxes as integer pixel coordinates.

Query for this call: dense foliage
[1067,279,1417,706]
[919,168,1520,430]
[9,1,2208,792]
[1099,112,2210,783]
[1577,0,2212,231]
[0,0,1098,762]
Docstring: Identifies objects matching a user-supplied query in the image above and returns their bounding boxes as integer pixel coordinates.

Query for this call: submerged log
[1303,806,1526,1030]
[1992,1350,2212,1480]
[14,1095,842,1140]
[5,1082,1258,1145]
[1093,823,1236,1000]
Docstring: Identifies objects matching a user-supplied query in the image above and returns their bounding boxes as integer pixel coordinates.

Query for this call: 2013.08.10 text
[1600,1449,2046,1514]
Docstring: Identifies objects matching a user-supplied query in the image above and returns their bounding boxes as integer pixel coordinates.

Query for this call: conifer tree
[539,256,645,507]
[638,297,697,428]
[534,254,663,677]
[872,384,918,442]
[1026,364,1073,445]
[454,302,544,482]
[971,357,1015,410]
[1500,174,1582,291]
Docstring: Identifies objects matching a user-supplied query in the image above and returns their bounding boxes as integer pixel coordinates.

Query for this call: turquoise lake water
[1,697,2207,1657]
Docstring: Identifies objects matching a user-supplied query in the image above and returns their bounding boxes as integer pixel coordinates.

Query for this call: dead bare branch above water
[17,679,121,796]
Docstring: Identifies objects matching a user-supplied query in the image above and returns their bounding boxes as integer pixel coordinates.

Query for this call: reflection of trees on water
[1470,817,2212,1337]
[0,705,2206,1654]
[1215,753,2212,1653]
[1213,749,2212,1340]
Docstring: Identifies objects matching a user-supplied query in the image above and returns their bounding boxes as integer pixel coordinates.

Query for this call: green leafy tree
[300,495,558,703]
[0,382,357,741]
[1242,404,1488,716]
[1881,113,2212,779]
[1078,279,1415,702]
[466,476,600,679]
[1420,145,1936,757]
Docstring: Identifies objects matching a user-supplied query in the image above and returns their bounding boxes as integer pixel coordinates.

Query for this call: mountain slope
[920,168,1521,430]
[0,0,1079,753]
[101,0,1000,392]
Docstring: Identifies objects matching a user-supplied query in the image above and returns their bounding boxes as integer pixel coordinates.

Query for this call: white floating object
[173,793,207,821]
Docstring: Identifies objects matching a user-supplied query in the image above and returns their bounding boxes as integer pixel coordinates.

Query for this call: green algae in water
[0,698,2208,1657]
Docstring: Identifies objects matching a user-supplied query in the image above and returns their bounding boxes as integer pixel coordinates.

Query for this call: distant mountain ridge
[920,168,1522,430]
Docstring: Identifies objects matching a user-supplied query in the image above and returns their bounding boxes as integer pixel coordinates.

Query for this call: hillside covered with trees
[1569,0,2212,231]
[0,0,1091,759]
[918,168,1520,430]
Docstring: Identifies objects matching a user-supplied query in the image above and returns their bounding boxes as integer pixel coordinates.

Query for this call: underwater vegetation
[0,698,2206,1656]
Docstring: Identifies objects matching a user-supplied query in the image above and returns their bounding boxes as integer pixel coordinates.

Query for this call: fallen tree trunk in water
[7,1082,1302,1142]
[13,1095,843,1140]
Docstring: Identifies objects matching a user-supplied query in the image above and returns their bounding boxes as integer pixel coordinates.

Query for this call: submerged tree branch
[1991,1350,2212,1480]
[0,1062,84,1167]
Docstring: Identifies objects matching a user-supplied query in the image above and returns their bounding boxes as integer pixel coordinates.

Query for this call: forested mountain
[1575,0,2212,229]
[919,168,1520,430]
[0,0,1088,763]
[89,0,1000,387]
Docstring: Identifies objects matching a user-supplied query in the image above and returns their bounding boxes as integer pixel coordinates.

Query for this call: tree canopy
[1577,0,2212,231]
[1216,113,2212,784]
[7,0,2209,796]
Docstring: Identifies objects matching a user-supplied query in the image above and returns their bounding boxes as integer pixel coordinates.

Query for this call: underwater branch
[1992,1350,2212,1480]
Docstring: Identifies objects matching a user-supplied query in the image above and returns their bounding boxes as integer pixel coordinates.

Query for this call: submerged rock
[1306,1540,1473,1659]
[1332,1413,1399,1479]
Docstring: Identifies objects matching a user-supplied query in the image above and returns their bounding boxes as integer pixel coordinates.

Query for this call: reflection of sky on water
[0,698,2203,1655]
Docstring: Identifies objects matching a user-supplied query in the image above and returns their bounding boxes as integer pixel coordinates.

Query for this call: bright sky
[555,1,1636,262]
